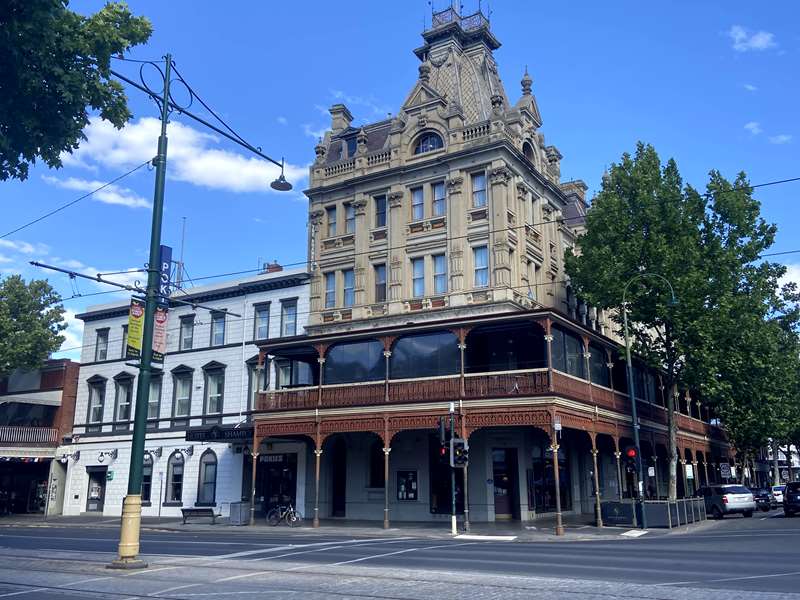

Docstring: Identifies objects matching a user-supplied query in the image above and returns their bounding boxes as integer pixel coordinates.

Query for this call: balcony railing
[0,426,59,446]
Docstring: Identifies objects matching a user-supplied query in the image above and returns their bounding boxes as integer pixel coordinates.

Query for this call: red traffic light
[625,447,637,459]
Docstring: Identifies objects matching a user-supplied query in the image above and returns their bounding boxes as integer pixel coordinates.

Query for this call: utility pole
[449,402,457,536]
[109,54,172,569]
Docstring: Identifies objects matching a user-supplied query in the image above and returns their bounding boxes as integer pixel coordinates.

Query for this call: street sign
[647,466,655,477]
[782,469,789,481]
[720,463,731,479]
[686,464,694,479]
[106,471,114,481]
[158,245,172,306]
[126,298,144,359]
[152,305,168,363]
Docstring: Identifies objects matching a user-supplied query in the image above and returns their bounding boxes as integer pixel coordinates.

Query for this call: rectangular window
[433,254,447,295]
[527,261,538,300]
[473,246,489,288]
[281,300,297,336]
[210,312,225,347]
[147,377,161,430]
[141,459,153,503]
[324,272,336,308]
[343,269,355,307]
[472,172,487,208]
[253,304,270,340]
[411,187,424,221]
[432,182,446,217]
[94,329,108,362]
[374,195,387,228]
[248,364,266,412]
[87,382,105,432]
[326,206,337,237]
[173,373,192,426]
[204,370,224,423]
[374,264,387,303]
[120,325,128,358]
[114,378,132,431]
[345,203,355,234]
[179,316,194,351]
[412,257,425,298]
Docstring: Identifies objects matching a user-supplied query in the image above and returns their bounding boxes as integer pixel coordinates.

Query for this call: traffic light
[624,446,639,474]
[450,438,469,467]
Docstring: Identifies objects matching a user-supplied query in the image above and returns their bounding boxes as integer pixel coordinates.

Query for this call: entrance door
[331,438,347,517]
[492,448,519,520]
[258,453,298,512]
[85,468,107,512]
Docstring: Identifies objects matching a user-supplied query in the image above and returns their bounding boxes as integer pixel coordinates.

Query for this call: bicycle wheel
[267,508,281,526]
[285,510,301,527]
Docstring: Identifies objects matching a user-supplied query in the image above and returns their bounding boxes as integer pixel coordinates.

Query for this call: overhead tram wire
[1,159,153,239]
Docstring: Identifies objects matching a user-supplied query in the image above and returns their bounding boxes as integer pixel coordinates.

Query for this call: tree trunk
[667,382,678,501]
[772,439,781,486]
[786,445,794,483]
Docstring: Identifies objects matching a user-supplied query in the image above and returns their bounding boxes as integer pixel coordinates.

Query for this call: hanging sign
[720,463,731,479]
[126,298,145,359]
[685,464,694,480]
[158,245,172,306]
[152,305,168,363]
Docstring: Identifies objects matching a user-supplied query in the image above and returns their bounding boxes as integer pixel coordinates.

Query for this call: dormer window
[413,132,443,155]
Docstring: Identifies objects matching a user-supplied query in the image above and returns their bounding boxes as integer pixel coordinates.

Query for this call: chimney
[329,103,353,134]
[264,261,283,273]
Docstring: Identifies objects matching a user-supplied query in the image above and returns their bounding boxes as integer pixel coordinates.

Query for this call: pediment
[402,81,447,112]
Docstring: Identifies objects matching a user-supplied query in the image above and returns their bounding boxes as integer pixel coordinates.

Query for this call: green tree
[565,143,786,500]
[0,1,152,181]
[0,275,66,377]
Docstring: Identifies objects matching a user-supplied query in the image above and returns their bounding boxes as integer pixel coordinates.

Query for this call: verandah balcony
[0,426,60,446]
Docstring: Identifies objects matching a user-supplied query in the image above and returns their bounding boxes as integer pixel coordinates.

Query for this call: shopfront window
[528,441,571,513]
[166,451,184,504]
[197,449,217,505]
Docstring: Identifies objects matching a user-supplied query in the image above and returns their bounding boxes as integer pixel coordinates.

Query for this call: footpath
[0,512,717,542]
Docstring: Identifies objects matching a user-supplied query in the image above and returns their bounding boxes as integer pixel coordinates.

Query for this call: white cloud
[0,254,13,264]
[314,104,330,117]
[302,123,327,140]
[62,117,307,195]
[744,121,762,135]
[54,308,84,359]
[330,89,391,117]
[41,175,151,209]
[276,116,288,125]
[743,83,758,92]
[780,264,800,291]
[729,25,777,52]
[768,134,792,145]
[0,239,49,255]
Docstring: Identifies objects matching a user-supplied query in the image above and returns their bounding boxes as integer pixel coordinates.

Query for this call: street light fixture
[270,163,293,191]
[621,272,677,530]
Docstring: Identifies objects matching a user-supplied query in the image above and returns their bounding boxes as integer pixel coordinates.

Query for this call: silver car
[697,485,756,519]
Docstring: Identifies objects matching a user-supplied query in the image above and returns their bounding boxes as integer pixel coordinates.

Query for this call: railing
[367,150,391,166]
[462,121,490,141]
[323,159,355,177]
[464,369,548,398]
[323,381,386,407]
[259,387,316,411]
[389,375,460,403]
[0,426,59,446]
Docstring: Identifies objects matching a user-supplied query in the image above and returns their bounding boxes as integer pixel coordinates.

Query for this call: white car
[772,485,785,506]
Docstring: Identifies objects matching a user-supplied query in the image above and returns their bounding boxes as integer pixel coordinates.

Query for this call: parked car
[748,487,772,512]
[772,485,785,506]
[697,485,756,519]
[783,482,800,517]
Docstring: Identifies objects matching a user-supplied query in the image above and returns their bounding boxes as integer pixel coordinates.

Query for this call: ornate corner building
[254,8,730,528]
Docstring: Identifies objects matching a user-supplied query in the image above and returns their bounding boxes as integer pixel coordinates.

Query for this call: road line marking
[149,583,201,596]
[123,566,178,576]
[0,589,48,598]
[620,530,648,538]
[330,542,477,566]
[455,534,517,541]
[61,577,111,586]
[707,570,800,583]
[209,537,408,562]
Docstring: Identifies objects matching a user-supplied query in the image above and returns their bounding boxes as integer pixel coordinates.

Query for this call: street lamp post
[107,54,292,569]
[621,272,677,531]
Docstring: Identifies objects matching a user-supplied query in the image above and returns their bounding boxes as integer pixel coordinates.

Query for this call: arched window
[390,331,459,379]
[324,340,384,385]
[141,452,153,504]
[197,449,218,506]
[166,451,184,504]
[522,140,535,162]
[413,132,443,155]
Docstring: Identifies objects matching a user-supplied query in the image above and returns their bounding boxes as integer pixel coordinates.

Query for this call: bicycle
[266,503,302,527]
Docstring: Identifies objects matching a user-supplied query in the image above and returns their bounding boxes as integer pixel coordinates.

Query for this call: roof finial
[521,66,532,96]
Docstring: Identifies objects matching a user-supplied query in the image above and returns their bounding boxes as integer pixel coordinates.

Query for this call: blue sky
[2,1,798,357]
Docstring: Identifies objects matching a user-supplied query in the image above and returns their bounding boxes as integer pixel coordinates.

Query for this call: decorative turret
[521,67,532,96]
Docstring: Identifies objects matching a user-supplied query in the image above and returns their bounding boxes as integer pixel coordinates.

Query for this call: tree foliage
[565,142,798,497]
[0,1,152,181]
[0,275,66,377]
